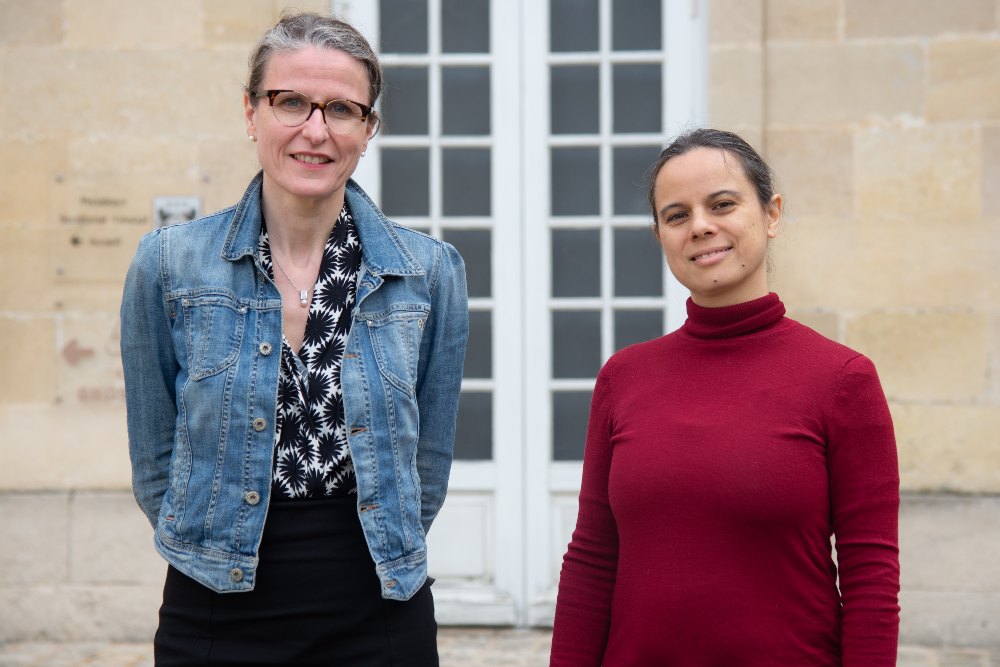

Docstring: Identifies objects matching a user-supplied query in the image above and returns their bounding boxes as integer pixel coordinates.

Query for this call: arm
[413,241,468,534]
[827,355,900,666]
[120,231,180,527]
[551,362,619,667]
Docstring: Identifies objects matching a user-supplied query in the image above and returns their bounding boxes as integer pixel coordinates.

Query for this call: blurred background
[0,0,998,648]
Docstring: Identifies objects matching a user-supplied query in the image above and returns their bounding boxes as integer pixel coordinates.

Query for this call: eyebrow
[658,189,744,218]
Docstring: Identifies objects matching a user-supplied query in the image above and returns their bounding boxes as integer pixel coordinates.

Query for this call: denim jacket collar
[219,172,425,279]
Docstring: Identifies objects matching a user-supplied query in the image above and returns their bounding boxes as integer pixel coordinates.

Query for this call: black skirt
[154,495,438,667]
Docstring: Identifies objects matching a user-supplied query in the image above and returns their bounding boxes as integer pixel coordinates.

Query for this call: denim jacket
[121,173,468,600]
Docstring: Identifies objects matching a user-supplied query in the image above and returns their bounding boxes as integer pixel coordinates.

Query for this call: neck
[261,174,344,263]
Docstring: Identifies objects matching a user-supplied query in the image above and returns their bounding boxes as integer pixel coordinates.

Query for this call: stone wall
[710,0,1000,645]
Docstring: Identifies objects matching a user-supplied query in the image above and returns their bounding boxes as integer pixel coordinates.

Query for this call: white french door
[342,0,706,626]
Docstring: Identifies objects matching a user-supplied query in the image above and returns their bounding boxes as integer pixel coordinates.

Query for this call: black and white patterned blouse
[258,203,362,500]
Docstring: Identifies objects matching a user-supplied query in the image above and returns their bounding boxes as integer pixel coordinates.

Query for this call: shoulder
[783,317,865,367]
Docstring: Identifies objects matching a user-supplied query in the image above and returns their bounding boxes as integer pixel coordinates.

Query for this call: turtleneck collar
[682,292,786,339]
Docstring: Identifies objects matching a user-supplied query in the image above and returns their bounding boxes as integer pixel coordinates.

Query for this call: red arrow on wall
[62,339,95,365]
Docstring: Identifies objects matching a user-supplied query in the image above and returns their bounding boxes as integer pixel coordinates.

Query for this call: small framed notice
[153,196,201,229]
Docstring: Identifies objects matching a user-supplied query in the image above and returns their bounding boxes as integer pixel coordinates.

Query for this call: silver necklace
[271,255,312,306]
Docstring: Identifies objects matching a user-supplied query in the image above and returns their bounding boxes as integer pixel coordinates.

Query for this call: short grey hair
[244,11,383,107]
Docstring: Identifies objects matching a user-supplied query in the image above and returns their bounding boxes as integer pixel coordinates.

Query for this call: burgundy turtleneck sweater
[551,293,899,667]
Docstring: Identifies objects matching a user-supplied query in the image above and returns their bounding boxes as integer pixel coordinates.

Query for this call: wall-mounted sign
[153,196,201,228]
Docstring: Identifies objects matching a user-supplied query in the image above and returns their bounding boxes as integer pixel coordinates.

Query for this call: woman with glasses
[550,129,900,666]
[121,12,467,666]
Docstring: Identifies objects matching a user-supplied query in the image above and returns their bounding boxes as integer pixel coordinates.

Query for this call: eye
[664,211,687,225]
[713,200,735,211]
[278,96,306,109]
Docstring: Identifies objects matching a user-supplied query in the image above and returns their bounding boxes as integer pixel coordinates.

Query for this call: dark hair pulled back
[646,128,775,220]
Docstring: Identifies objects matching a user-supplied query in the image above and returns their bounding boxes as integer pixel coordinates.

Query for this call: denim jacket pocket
[179,294,247,381]
[365,305,430,398]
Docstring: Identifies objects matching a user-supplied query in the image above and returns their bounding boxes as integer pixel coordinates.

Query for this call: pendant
[299,289,308,306]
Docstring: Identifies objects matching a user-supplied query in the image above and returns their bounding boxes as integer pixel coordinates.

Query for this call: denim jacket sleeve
[120,230,179,528]
[414,241,468,534]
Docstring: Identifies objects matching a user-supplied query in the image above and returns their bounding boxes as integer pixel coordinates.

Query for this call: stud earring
[361,150,366,157]
[249,135,256,142]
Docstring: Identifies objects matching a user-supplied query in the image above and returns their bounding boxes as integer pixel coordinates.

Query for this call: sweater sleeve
[550,361,620,666]
[827,355,900,666]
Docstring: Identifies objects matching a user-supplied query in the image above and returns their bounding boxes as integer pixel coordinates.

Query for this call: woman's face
[244,46,375,209]
[652,147,781,308]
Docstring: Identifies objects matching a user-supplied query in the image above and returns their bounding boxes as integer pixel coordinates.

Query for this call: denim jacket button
[230,568,243,582]
[259,342,272,356]
[245,491,260,505]
[252,418,266,432]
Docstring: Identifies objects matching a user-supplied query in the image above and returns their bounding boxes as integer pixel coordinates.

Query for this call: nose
[300,108,330,143]
[689,208,716,238]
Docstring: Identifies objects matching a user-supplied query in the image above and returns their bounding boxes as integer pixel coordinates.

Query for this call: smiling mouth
[292,154,331,165]
[692,248,731,261]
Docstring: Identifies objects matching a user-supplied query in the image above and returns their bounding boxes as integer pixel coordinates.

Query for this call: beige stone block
[69,137,198,174]
[846,312,988,403]
[845,0,996,39]
[198,138,262,215]
[4,48,247,140]
[0,0,63,45]
[710,47,763,132]
[772,217,1000,311]
[0,404,130,490]
[205,0,275,44]
[767,130,852,219]
[899,590,1000,647]
[0,139,67,225]
[0,317,56,403]
[71,492,165,584]
[0,228,55,312]
[891,405,1000,493]
[788,310,839,342]
[765,0,838,41]
[709,0,762,44]
[64,0,202,48]
[0,583,160,641]
[275,0,332,18]
[51,284,126,313]
[986,126,1000,218]
[928,38,1000,122]
[58,314,125,407]
[899,495,1000,592]
[766,43,924,125]
[0,493,69,584]
[856,125,980,222]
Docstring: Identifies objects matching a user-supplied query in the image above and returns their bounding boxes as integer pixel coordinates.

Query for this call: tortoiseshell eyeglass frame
[254,90,380,134]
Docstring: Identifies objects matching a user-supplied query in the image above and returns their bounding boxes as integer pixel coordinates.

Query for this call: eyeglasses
[254,90,379,135]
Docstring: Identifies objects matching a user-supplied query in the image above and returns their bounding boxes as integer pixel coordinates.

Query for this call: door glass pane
[380,0,428,53]
[442,148,491,216]
[552,310,601,378]
[443,229,491,297]
[614,227,662,297]
[464,310,492,378]
[613,64,661,133]
[442,0,489,53]
[454,391,492,459]
[552,391,592,461]
[551,229,600,297]
[551,66,599,135]
[612,0,662,51]
[615,309,663,351]
[550,0,599,52]
[613,145,661,215]
[383,67,428,136]
[382,148,430,216]
[552,147,600,216]
[442,67,491,135]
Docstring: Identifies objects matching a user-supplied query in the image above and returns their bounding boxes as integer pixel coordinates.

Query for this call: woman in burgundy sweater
[550,129,899,666]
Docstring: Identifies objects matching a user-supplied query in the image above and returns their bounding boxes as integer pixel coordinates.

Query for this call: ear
[243,93,257,137]
[765,193,782,239]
